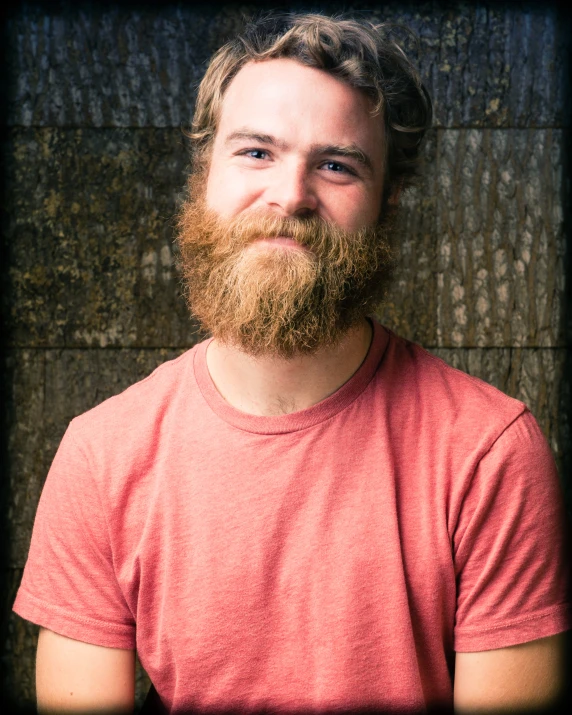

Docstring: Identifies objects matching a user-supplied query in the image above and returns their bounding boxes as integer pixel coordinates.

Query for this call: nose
[262,162,318,217]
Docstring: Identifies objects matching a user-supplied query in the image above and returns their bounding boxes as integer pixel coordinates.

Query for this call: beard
[176,169,399,361]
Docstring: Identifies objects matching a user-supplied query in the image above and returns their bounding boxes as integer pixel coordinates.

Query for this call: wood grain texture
[4,127,567,348]
[5,1,570,128]
[432,128,567,347]
[3,1,570,708]
[3,570,36,710]
[378,128,568,347]
[2,127,206,348]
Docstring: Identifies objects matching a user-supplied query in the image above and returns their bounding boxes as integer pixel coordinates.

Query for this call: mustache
[228,211,323,241]
[188,201,373,257]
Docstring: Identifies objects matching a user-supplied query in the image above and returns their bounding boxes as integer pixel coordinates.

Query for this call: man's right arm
[36,627,136,714]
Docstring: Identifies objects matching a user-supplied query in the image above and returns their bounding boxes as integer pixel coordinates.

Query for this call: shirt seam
[454,603,570,635]
[450,403,530,551]
[420,347,526,411]
[16,585,135,633]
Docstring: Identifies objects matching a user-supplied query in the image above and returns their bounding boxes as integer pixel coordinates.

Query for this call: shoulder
[381,329,529,455]
[68,346,197,456]
[384,329,526,414]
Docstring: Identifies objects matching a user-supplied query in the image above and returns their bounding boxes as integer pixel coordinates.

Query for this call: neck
[206,317,373,417]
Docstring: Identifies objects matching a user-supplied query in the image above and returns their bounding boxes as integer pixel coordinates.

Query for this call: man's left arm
[454,632,569,713]
[452,409,572,712]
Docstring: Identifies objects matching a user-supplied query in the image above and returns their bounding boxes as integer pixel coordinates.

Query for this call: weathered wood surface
[381,127,568,347]
[2,127,204,348]
[432,128,567,347]
[3,127,567,348]
[2,1,570,709]
[5,1,570,128]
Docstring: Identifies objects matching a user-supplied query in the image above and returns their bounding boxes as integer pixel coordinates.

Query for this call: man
[13,11,571,715]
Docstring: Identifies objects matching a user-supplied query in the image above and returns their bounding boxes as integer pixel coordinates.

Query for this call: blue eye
[242,149,268,160]
[324,161,353,175]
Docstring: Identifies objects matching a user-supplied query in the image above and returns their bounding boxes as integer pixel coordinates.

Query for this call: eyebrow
[224,129,375,177]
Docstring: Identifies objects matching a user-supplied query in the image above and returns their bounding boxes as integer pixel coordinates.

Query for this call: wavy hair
[188,11,432,203]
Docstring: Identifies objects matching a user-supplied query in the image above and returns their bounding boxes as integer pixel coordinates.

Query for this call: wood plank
[375,127,567,347]
[3,127,205,348]
[5,3,569,128]
[4,127,567,348]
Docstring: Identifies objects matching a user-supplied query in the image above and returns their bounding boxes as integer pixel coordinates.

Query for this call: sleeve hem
[454,604,572,652]
[12,586,136,650]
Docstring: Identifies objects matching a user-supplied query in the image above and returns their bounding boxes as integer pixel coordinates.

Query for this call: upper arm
[36,627,136,713]
[454,632,569,713]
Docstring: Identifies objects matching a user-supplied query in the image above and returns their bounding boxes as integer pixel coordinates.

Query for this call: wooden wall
[2,1,570,710]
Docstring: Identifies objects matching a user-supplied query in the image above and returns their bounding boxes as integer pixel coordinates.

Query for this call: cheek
[206,165,259,217]
[205,165,227,213]
[321,187,380,232]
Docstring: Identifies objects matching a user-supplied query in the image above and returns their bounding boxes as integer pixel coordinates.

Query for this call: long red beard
[175,171,398,360]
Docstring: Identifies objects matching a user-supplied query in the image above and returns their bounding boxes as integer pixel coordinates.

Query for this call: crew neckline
[193,315,389,435]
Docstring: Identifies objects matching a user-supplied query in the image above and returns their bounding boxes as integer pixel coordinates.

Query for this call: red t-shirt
[13,317,571,714]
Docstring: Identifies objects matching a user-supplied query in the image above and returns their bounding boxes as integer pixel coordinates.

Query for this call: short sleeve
[12,421,136,649]
[453,409,571,652]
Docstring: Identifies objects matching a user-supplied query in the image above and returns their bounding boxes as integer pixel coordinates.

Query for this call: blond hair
[188,11,432,203]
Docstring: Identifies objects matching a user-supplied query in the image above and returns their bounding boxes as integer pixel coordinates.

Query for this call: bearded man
[13,11,570,715]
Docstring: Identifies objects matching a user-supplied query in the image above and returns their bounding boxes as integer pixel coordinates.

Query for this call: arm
[454,632,569,713]
[36,627,136,714]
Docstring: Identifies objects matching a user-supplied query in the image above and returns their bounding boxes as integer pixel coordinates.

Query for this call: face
[206,57,386,230]
[177,58,398,360]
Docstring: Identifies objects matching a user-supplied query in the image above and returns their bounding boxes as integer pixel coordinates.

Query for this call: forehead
[215,58,384,165]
